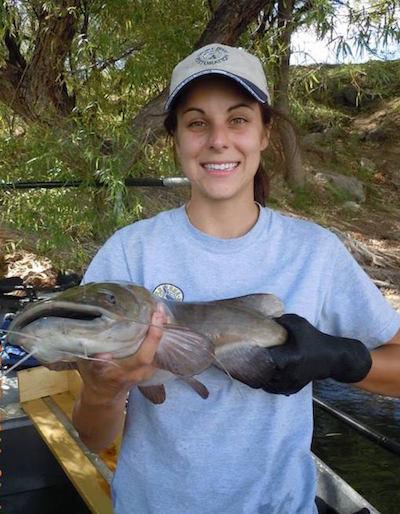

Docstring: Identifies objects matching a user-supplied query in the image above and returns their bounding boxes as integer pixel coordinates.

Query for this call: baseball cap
[165,43,270,111]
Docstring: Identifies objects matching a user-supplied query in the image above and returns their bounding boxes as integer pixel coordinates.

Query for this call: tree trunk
[0,1,78,124]
[273,0,305,189]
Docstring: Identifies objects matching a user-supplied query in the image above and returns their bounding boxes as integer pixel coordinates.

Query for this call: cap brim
[165,70,269,111]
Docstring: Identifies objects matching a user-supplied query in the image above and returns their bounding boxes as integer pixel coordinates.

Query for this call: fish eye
[106,293,117,305]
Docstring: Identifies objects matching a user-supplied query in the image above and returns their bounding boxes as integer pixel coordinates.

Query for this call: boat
[315,455,379,513]
[0,368,381,514]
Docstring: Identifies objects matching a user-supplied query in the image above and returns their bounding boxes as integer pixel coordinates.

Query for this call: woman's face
[174,77,269,205]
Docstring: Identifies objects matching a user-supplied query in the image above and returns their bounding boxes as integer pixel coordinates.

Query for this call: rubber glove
[264,314,372,395]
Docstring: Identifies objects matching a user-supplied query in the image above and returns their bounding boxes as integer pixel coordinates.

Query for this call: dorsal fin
[216,294,284,318]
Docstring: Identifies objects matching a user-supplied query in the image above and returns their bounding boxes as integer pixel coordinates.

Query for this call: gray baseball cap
[165,43,271,111]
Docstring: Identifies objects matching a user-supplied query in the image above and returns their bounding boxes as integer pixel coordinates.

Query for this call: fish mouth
[12,300,114,330]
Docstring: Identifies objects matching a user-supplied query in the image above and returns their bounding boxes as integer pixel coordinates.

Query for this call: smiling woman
[172,77,269,237]
[71,43,400,514]
[164,77,274,209]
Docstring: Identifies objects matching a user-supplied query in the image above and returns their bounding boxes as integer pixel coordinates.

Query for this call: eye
[188,119,206,129]
[106,293,117,305]
[231,117,247,125]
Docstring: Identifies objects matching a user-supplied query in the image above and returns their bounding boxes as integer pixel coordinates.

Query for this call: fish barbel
[6,282,287,403]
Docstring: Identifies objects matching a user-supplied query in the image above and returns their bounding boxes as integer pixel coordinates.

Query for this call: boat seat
[18,366,118,514]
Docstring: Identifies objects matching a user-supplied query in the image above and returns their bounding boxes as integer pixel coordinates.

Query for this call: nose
[208,123,229,151]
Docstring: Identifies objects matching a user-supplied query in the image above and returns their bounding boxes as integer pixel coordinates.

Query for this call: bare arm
[72,310,164,453]
[355,329,400,397]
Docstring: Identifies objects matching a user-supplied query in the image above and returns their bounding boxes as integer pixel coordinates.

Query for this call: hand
[76,307,166,404]
[263,314,372,395]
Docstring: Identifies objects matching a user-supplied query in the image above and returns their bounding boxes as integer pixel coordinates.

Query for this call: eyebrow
[182,103,255,115]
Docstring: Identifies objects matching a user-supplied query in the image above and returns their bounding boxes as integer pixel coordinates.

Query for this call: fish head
[6,282,156,362]
[47,281,152,320]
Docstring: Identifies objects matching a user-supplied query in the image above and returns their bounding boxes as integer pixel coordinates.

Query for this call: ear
[260,126,271,152]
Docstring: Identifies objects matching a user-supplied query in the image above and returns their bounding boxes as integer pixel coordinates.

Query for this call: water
[313,379,400,513]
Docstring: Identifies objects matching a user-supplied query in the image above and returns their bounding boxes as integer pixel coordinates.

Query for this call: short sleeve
[319,235,400,349]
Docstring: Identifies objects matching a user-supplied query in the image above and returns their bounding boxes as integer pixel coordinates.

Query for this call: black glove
[263,314,372,395]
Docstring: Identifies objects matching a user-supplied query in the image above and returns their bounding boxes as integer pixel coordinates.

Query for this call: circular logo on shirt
[152,283,184,302]
[195,46,229,66]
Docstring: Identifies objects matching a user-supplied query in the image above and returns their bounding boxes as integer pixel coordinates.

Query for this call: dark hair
[163,80,273,206]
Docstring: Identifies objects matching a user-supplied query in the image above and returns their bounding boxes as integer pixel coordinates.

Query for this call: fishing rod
[0,177,190,190]
[313,396,400,457]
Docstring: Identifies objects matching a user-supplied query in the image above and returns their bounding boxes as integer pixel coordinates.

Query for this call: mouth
[12,301,108,330]
[201,162,240,175]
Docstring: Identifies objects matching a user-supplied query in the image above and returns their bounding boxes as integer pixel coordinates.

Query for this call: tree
[254,0,400,187]
[0,0,399,189]
[0,0,79,122]
[272,0,304,188]
[0,0,275,266]
[0,0,271,177]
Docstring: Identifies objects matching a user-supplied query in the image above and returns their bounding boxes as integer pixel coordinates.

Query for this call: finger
[136,311,164,365]
[155,301,169,323]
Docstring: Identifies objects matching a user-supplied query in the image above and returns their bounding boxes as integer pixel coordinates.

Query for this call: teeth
[203,162,238,171]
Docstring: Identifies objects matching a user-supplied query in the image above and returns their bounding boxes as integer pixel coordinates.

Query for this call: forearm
[355,340,400,397]
[71,311,164,452]
[72,385,128,453]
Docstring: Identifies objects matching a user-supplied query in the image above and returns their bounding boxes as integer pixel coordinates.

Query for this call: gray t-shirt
[83,205,400,514]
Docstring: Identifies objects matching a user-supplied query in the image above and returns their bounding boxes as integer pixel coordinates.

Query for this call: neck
[185,197,260,239]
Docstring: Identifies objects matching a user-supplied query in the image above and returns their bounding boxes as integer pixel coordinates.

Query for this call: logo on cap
[195,46,229,66]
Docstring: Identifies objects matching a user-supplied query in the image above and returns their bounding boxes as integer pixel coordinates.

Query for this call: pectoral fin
[155,324,215,376]
[138,385,166,404]
[215,343,277,390]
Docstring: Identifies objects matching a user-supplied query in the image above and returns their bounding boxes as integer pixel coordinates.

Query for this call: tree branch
[4,29,27,69]
[73,43,144,75]
[24,0,80,117]
[293,0,316,24]
[195,0,270,47]
[0,0,80,121]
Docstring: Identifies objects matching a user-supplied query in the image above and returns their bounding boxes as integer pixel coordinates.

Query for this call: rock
[301,133,334,160]
[336,85,359,107]
[301,132,325,148]
[342,201,361,212]
[361,126,391,142]
[353,98,400,142]
[314,172,366,203]
[391,170,400,187]
[359,157,377,173]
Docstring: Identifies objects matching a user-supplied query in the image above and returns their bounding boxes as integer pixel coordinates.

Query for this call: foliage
[0,0,399,270]
[291,59,400,110]
[285,58,400,132]
[0,0,206,267]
